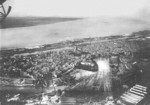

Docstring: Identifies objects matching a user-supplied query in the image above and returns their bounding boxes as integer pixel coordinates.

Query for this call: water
[1,17,150,49]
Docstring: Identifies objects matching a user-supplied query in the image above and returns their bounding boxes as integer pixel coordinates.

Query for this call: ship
[75,60,98,72]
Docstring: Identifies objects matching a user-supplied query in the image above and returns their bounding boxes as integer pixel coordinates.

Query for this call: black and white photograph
[0,0,150,105]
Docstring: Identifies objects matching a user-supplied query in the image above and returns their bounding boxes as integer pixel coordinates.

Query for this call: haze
[4,0,150,18]
[1,0,150,49]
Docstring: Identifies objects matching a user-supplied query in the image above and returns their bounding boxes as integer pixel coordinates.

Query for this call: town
[0,30,150,105]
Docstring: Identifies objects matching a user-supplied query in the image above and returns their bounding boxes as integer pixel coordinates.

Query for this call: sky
[3,0,150,17]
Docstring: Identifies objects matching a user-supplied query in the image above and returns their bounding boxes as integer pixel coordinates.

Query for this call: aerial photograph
[0,0,150,105]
